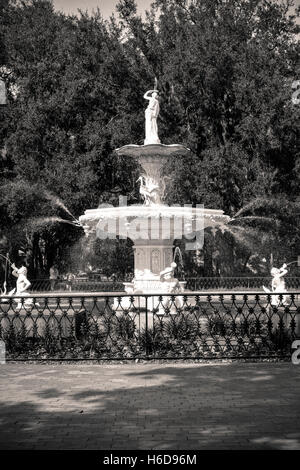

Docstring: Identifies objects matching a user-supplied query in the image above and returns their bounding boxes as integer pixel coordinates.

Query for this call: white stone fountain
[79,87,230,301]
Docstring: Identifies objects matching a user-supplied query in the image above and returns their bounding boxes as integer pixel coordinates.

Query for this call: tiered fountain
[79,86,230,302]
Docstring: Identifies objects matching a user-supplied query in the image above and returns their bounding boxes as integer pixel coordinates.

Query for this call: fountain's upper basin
[116,143,191,158]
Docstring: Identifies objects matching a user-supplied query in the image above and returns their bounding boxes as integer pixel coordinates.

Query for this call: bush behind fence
[13,276,300,293]
[0,292,299,360]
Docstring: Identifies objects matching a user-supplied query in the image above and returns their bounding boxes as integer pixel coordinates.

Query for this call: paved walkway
[0,361,299,450]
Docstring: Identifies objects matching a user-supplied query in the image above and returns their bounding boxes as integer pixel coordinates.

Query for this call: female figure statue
[143,90,160,145]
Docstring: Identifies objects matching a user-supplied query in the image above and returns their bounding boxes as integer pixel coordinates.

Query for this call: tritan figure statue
[157,262,184,315]
[1,264,34,310]
[263,263,288,306]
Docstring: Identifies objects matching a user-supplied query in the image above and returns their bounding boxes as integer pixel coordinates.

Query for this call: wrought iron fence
[0,292,299,360]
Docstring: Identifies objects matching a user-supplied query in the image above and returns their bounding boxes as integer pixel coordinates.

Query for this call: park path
[0,361,299,450]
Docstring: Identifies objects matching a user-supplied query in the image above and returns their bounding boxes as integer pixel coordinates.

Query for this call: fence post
[145,295,149,358]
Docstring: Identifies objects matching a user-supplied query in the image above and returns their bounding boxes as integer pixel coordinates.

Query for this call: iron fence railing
[0,292,299,360]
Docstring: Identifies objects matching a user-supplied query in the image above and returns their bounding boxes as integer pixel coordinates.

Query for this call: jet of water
[43,190,78,223]
[0,253,12,266]
[29,217,80,227]
[286,260,298,267]
[232,196,294,219]
[211,222,264,251]
[28,216,90,237]
[230,215,275,225]
[226,209,280,249]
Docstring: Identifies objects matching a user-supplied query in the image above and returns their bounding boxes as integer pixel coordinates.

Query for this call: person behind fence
[66,272,75,291]
[49,264,59,291]
[11,263,33,309]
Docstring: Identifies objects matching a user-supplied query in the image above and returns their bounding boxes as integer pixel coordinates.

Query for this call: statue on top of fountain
[144,89,160,145]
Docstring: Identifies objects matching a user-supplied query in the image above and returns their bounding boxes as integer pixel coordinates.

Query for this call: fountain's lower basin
[79,204,230,236]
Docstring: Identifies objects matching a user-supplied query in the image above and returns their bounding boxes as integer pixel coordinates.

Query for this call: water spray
[42,190,91,233]
[0,254,12,266]
[43,190,78,222]
[286,260,299,267]
[0,254,12,296]
[31,216,89,235]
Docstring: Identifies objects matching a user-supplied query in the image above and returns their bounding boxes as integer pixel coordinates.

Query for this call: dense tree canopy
[0,0,299,279]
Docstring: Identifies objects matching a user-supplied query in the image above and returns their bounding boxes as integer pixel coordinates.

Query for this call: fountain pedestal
[116,144,190,205]
[123,239,174,294]
[115,144,190,295]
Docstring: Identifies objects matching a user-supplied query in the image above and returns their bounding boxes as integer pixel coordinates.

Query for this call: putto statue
[144,89,160,145]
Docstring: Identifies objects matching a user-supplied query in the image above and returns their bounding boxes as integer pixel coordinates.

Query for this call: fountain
[79,85,230,303]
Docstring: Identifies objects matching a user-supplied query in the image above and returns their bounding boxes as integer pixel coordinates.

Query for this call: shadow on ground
[0,362,299,450]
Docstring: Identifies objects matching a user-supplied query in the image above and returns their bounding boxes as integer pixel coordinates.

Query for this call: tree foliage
[0,0,299,278]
